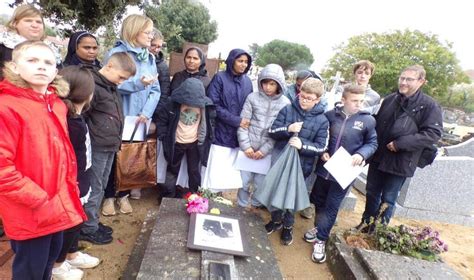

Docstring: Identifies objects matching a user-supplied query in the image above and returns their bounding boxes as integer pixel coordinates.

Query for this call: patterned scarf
[136,48,149,62]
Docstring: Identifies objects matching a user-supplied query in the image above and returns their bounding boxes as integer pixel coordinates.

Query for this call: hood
[225,48,252,76]
[184,47,207,73]
[170,78,213,108]
[64,31,101,67]
[1,62,69,98]
[258,64,286,96]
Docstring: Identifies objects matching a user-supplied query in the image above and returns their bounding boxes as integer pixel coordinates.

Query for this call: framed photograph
[187,213,250,257]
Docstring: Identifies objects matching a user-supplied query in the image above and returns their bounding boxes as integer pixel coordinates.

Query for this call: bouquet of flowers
[184,193,209,214]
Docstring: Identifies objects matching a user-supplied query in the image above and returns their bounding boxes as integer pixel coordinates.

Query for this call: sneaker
[311,239,326,263]
[118,195,133,214]
[79,230,112,245]
[67,252,100,269]
[303,227,318,243]
[98,222,113,235]
[52,261,83,280]
[130,188,142,200]
[101,198,116,216]
[264,221,283,235]
[300,204,315,219]
[281,226,293,246]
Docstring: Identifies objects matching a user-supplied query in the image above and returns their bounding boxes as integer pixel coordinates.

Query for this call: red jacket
[0,75,86,240]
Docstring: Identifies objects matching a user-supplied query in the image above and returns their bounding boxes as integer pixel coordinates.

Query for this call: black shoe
[79,230,113,245]
[281,226,293,246]
[265,221,283,235]
[353,221,375,234]
[98,222,113,235]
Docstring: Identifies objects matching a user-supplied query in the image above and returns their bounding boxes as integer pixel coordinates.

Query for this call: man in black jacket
[356,65,443,230]
[149,29,171,109]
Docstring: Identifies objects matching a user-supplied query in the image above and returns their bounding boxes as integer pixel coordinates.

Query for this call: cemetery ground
[65,188,473,279]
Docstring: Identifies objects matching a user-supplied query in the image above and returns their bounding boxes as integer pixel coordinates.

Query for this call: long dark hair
[59,66,94,117]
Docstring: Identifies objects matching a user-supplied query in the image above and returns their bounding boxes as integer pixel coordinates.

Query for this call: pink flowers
[185,193,209,214]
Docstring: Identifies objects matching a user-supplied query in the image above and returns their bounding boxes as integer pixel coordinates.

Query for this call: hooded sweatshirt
[237,64,290,156]
[63,31,102,68]
[157,78,216,165]
[207,48,253,148]
[170,47,211,93]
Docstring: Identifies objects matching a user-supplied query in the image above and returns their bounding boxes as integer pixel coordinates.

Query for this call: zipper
[325,112,349,180]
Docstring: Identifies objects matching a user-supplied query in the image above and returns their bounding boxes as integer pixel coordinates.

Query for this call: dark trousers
[161,141,201,197]
[310,176,349,241]
[10,231,63,280]
[56,224,81,263]
[362,162,407,225]
[270,210,295,228]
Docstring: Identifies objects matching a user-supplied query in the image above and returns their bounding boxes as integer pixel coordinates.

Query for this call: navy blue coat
[207,49,253,148]
[269,98,329,177]
[316,106,378,180]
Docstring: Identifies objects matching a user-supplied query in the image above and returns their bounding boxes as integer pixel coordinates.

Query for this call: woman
[63,31,101,68]
[0,4,61,78]
[101,14,161,213]
[170,47,211,92]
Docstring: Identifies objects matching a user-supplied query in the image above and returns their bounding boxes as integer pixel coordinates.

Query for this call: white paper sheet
[201,145,242,190]
[233,150,272,175]
[122,116,152,141]
[323,147,364,189]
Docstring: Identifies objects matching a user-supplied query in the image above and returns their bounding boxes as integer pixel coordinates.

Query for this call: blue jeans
[362,162,407,225]
[10,231,63,280]
[310,176,349,241]
[237,171,264,207]
[82,150,115,234]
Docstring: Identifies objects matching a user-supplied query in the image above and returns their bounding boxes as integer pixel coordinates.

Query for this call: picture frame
[187,213,250,257]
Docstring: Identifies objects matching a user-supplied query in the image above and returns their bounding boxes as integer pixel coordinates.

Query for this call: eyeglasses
[142,31,154,37]
[399,77,420,83]
[299,94,319,102]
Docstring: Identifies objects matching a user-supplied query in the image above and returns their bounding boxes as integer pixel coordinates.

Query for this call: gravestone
[136,198,282,279]
[444,137,474,157]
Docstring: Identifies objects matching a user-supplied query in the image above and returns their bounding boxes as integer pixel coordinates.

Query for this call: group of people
[0,4,443,280]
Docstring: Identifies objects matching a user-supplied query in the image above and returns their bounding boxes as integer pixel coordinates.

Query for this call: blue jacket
[316,106,378,180]
[105,40,161,118]
[207,49,253,148]
[269,98,329,177]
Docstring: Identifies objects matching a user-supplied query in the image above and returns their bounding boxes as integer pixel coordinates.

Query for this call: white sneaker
[130,188,142,200]
[119,195,133,214]
[66,252,100,269]
[311,239,327,263]
[52,262,83,280]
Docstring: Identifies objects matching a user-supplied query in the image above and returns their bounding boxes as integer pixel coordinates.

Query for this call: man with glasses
[149,29,170,110]
[355,65,443,232]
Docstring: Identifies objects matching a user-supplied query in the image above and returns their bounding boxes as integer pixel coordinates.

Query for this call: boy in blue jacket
[304,84,378,263]
[266,78,329,245]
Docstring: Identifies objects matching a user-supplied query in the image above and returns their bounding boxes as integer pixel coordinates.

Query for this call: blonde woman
[101,14,161,214]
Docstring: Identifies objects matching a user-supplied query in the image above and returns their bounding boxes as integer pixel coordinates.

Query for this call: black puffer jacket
[371,90,443,177]
[269,98,329,177]
[156,78,216,166]
[84,67,124,152]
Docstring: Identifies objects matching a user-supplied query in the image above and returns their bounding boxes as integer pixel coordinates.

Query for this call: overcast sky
[2,0,472,72]
[199,0,473,72]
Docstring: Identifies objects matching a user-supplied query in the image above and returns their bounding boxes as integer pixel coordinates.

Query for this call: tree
[255,39,314,72]
[9,0,142,32]
[248,43,261,61]
[145,0,218,53]
[322,29,469,98]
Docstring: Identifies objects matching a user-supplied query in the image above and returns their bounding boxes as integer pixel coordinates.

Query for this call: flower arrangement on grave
[184,193,209,214]
[198,188,233,206]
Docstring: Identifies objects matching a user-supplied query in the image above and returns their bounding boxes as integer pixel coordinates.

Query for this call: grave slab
[444,138,474,157]
[137,198,282,279]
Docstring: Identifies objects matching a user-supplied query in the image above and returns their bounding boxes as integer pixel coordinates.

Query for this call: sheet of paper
[323,147,364,189]
[122,116,152,141]
[233,150,272,175]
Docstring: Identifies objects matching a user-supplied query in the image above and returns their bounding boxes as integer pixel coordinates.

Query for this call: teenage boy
[236,63,290,208]
[353,60,381,114]
[80,52,136,244]
[265,77,329,245]
[304,84,378,263]
[0,41,86,280]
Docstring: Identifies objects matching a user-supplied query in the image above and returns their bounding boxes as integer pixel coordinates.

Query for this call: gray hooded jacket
[237,64,290,156]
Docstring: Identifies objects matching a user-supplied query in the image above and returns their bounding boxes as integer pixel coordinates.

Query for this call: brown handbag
[115,124,157,191]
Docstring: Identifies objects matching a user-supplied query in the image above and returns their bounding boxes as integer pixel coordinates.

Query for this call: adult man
[356,65,443,231]
[149,29,170,109]
[352,60,381,114]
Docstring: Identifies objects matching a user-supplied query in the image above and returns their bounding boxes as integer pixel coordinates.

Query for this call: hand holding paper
[323,147,364,189]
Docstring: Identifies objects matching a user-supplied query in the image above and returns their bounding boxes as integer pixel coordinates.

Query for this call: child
[304,84,377,263]
[79,52,136,244]
[203,49,253,190]
[0,41,86,279]
[52,66,100,279]
[352,60,381,114]
[156,78,215,198]
[236,63,290,208]
[266,77,329,246]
